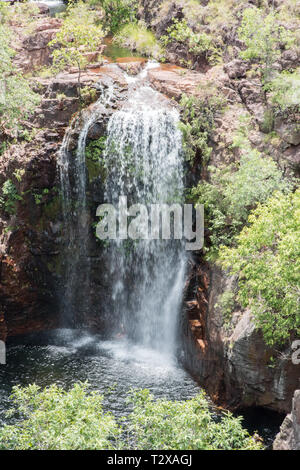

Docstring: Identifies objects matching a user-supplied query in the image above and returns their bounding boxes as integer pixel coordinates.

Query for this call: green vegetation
[0,23,40,136]
[219,189,300,346]
[49,2,104,103]
[113,23,164,59]
[0,383,120,450]
[190,147,290,256]
[179,89,226,165]
[0,179,22,215]
[89,0,138,34]
[0,383,263,450]
[161,18,221,66]
[85,136,107,182]
[238,7,295,83]
[266,69,300,116]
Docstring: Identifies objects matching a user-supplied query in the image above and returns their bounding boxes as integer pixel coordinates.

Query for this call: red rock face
[182,260,300,414]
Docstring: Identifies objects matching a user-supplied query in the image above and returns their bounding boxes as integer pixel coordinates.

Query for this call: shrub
[0,383,121,450]
[0,179,22,215]
[89,0,137,34]
[238,7,295,83]
[0,383,263,450]
[189,148,290,256]
[0,24,40,133]
[161,18,221,66]
[219,189,300,346]
[49,2,104,102]
[127,389,263,450]
[113,22,164,59]
[179,90,226,164]
[266,69,300,115]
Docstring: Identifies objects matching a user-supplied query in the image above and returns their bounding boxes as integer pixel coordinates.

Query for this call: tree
[219,189,300,346]
[0,24,40,138]
[238,7,295,83]
[49,2,104,104]
[0,382,263,450]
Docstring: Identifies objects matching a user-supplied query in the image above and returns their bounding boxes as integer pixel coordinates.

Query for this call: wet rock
[274,390,300,450]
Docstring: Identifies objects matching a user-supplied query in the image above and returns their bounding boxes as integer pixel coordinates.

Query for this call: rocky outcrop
[13,17,62,72]
[0,61,128,342]
[274,390,300,450]
[182,261,300,414]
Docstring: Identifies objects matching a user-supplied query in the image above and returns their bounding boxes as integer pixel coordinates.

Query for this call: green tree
[190,147,290,255]
[0,383,121,450]
[238,7,295,83]
[127,389,263,450]
[90,0,138,34]
[0,24,40,136]
[50,2,104,104]
[0,383,263,450]
[219,189,300,346]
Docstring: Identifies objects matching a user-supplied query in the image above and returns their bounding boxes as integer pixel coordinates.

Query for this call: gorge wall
[0,3,299,420]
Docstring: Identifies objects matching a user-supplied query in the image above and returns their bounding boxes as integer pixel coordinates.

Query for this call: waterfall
[103,84,186,357]
[59,85,114,326]
[59,64,186,359]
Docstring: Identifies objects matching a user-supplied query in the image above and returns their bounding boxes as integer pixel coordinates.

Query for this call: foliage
[238,7,295,83]
[0,25,40,134]
[127,389,263,450]
[179,90,226,164]
[161,18,221,66]
[113,22,164,59]
[216,290,236,326]
[0,383,121,450]
[266,69,300,115]
[219,189,300,346]
[89,0,137,34]
[0,1,39,31]
[189,147,290,256]
[0,383,263,450]
[0,179,22,215]
[49,2,104,101]
[85,136,107,182]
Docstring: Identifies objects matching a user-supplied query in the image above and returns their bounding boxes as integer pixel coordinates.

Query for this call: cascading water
[59,62,186,359]
[59,85,114,326]
[102,78,186,358]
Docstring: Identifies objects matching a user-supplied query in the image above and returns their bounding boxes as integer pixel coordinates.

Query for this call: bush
[238,7,295,83]
[127,389,263,450]
[89,0,137,34]
[266,69,300,115]
[219,189,300,346]
[161,18,221,66]
[179,90,226,164]
[0,383,263,450]
[113,22,164,59]
[0,24,40,133]
[0,179,22,214]
[189,147,290,256]
[0,383,121,450]
[49,2,104,90]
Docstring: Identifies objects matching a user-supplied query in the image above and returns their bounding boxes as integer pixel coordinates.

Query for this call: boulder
[224,59,250,79]
[274,390,300,450]
[274,117,300,146]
